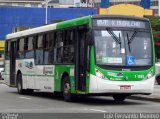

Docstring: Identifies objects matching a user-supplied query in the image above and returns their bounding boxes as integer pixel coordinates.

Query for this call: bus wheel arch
[61,72,69,91]
[61,72,75,101]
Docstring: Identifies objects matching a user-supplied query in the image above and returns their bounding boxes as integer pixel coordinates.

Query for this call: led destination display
[93,19,149,29]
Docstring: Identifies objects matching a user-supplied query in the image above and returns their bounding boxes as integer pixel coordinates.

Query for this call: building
[0,0,94,8]
[46,0,75,8]
[110,0,159,16]
[0,0,159,12]
[150,0,159,16]
[0,0,44,7]
[0,0,80,8]
[41,0,59,8]
[0,0,84,8]
[93,0,160,16]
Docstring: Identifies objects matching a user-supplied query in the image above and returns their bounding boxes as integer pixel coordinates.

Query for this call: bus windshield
[94,29,152,66]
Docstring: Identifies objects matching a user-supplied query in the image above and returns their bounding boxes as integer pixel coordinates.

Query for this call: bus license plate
[120,85,131,90]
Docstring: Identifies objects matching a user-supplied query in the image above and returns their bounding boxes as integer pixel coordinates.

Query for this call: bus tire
[113,94,127,102]
[62,76,75,102]
[156,76,160,85]
[17,74,25,94]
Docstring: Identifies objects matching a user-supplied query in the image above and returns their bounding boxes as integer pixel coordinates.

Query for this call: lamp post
[45,0,48,24]
[43,0,52,25]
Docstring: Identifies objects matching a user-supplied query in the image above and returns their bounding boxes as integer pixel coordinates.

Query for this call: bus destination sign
[93,19,149,29]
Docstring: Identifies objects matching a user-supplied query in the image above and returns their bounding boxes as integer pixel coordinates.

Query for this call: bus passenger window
[63,30,74,63]
[25,36,34,59]
[28,37,33,50]
[35,35,44,65]
[44,32,54,65]
[5,41,10,60]
[38,35,43,48]
[24,38,28,51]
[19,38,24,52]
[18,38,24,58]
[55,31,63,63]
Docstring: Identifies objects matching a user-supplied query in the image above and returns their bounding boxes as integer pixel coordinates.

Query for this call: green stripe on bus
[56,16,91,29]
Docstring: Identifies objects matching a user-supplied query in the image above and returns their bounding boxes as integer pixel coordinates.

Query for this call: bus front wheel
[62,76,75,102]
[156,76,160,85]
[113,94,127,102]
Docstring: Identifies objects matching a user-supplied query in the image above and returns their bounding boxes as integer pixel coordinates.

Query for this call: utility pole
[45,0,48,24]
[45,0,52,25]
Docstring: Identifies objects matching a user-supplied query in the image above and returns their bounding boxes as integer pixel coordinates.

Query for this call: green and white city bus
[4,15,155,102]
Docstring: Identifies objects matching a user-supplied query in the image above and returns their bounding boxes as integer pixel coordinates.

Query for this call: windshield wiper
[127,33,131,53]
[106,28,121,44]
[106,29,122,53]
[128,31,137,44]
[127,31,137,53]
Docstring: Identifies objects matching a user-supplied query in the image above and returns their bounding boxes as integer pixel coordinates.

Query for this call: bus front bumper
[89,74,155,94]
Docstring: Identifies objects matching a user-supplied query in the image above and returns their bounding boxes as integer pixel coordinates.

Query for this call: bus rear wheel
[62,76,76,102]
[17,74,25,94]
[113,94,127,102]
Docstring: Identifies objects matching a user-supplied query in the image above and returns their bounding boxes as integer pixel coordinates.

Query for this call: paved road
[0,84,160,119]
[130,84,160,101]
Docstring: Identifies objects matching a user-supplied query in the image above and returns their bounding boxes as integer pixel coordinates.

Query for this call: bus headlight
[144,71,153,80]
[147,71,153,79]
[95,69,105,79]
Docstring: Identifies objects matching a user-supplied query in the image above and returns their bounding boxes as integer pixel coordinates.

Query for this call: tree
[149,16,160,42]
[149,16,160,59]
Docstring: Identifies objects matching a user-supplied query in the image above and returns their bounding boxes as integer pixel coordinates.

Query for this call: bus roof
[6,15,91,40]
[6,23,57,40]
[6,15,149,40]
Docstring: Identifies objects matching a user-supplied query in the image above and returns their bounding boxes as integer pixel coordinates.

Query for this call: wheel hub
[18,81,21,91]
[64,83,70,96]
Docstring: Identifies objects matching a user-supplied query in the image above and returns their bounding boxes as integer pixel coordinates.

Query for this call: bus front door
[75,28,87,92]
[10,41,16,86]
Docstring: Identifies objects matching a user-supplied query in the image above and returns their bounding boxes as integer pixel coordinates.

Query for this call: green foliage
[149,16,160,58]
[149,16,160,26]
[149,16,160,42]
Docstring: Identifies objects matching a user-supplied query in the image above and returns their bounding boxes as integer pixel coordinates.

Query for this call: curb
[0,80,4,84]
[129,95,160,102]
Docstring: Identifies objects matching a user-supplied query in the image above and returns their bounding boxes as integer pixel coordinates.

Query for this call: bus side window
[33,35,38,49]
[53,31,57,63]
[63,30,74,64]
[55,31,63,63]
[18,38,24,59]
[44,32,54,65]
[5,41,10,60]
[24,37,28,51]
[16,39,19,58]
[35,34,44,65]
[25,36,34,59]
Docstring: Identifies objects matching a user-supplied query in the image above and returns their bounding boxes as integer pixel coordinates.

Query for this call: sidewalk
[0,80,4,84]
